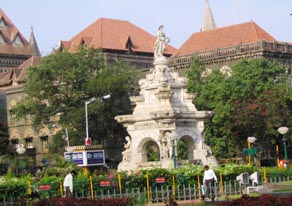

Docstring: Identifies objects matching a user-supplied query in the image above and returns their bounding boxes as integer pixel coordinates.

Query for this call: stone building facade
[0,8,41,170]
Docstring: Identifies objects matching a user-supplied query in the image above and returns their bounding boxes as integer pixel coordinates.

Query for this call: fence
[0,172,291,205]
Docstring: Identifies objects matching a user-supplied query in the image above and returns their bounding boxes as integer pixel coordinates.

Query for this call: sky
[1,0,292,56]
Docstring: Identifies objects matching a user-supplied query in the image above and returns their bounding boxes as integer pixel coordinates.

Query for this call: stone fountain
[116,26,217,171]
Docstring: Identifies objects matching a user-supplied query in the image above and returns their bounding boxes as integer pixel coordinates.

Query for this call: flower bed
[31,197,131,206]
[216,194,292,206]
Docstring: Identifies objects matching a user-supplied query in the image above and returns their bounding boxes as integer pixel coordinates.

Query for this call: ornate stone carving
[116,28,217,172]
[121,136,131,162]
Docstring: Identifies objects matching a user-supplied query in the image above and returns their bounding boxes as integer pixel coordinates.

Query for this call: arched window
[25,137,33,148]
[177,139,188,160]
[146,141,160,161]
[220,65,232,76]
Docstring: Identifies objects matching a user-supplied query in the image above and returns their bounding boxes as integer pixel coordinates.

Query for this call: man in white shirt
[202,165,217,201]
[63,170,77,197]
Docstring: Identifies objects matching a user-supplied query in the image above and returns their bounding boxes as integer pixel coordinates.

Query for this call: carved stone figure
[203,143,212,158]
[122,136,131,162]
[162,138,171,159]
[154,25,169,59]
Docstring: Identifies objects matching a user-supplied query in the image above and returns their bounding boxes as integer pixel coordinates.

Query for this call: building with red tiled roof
[174,21,275,56]
[1,56,45,168]
[57,18,176,69]
[170,1,292,74]
[0,8,40,74]
[0,15,177,170]
[0,8,41,170]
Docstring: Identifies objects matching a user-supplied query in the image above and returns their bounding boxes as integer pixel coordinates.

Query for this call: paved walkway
[149,197,224,205]
[149,199,206,205]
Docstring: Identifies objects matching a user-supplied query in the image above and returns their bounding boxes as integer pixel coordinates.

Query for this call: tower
[201,0,216,31]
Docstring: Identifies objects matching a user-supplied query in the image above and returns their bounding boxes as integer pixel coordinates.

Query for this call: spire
[29,26,41,56]
[201,0,216,31]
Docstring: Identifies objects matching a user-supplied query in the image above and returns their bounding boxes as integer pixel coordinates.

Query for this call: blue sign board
[64,150,105,167]
[87,151,105,165]
[65,152,83,164]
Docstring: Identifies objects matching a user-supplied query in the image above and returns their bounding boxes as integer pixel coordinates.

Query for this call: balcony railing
[169,40,292,69]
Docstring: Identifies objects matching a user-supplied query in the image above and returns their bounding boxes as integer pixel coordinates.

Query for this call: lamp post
[16,144,26,175]
[169,132,177,169]
[63,128,74,153]
[277,126,289,168]
[85,95,110,145]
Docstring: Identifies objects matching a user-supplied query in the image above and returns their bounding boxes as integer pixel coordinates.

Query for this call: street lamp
[16,144,26,175]
[168,132,177,169]
[85,95,110,145]
[63,128,74,152]
[52,124,74,152]
[277,126,289,168]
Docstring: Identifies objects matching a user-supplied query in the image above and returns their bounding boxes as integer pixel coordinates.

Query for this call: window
[25,114,32,124]
[13,35,23,46]
[9,110,16,126]
[0,18,6,28]
[40,136,48,149]
[220,65,232,77]
[11,139,19,149]
[0,34,4,44]
[25,137,33,148]
[201,68,212,79]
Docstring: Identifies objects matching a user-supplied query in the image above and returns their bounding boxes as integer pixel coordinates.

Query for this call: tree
[186,58,292,159]
[12,47,139,157]
[0,105,9,155]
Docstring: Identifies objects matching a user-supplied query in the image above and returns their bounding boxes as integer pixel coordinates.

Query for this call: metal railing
[1,173,292,205]
[169,40,292,70]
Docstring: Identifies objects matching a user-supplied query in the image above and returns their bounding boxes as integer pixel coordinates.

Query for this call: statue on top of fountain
[154,25,170,60]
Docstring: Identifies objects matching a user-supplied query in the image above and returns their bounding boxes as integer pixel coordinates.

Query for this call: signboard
[243,148,258,156]
[39,184,51,191]
[100,180,111,187]
[65,152,84,165]
[87,151,104,165]
[64,150,105,167]
[155,177,166,183]
[85,137,92,145]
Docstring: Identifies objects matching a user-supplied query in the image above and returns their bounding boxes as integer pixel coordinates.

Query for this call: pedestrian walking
[202,165,217,201]
[63,170,77,197]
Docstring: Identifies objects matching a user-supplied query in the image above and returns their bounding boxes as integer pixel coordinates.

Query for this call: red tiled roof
[0,8,32,56]
[0,56,41,86]
[60,18,176,55]
[174,21,276,56]
[0,71,12,86]
[14,56,41,83]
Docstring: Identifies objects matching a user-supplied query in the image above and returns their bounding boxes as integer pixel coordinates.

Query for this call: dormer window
[0,18,7,28]
[0,33,4,44]
[13,35,23,46]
